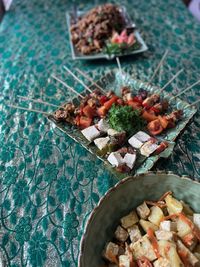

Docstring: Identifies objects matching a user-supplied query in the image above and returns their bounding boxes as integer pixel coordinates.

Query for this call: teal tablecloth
[0,0,200,266]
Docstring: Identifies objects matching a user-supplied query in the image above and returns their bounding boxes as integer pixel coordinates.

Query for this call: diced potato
[103,242,119,264]
[177,217,192,237]
[127,225,142,243]
[160,220,177,232]
[177,239,199,266]
[148,206,164,226]
[130,235,157,261]
[165,195,183,215]
[153,257,171,267]
[120,211,139,229]
[139,219,158,233]
[155,230,173,241]
[136,202,150,219]
[119,255,131,267]
[114,226,128,242]
[180,200,194,216]
[158,240,183,267]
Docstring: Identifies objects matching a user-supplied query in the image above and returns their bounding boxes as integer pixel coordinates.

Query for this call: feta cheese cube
[94,136,110,150]
[120,211,139,229]
[140,141,159,157]
[153,257,171,267]
[130,235,157,261]
[160,220,177,232]
[103,242,119,263]
[123,153,136,169]
[193,214,200,229]
[114,226,128,242]
[155,230,173,241]
[128,225,142,243]
[128,136,143,149]
[119,255,131,267]
[107,152,123,167]
[107,128,119,136]
[134,131,151,142]
[97,119,109,132]
[136,202,150,219]
[81,125,100,141]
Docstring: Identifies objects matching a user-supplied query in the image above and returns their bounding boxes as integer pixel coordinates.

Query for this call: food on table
[102,192,200,266]
[70,4,126,55]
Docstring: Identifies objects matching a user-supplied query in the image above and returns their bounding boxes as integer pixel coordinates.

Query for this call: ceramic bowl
[78,171,200,267]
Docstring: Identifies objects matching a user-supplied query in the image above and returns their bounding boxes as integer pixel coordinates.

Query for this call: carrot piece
[97,106,107,117]
[147,228,160,258]
[103,95,118,110]
[82,105,95,118]
[79,116,92,129]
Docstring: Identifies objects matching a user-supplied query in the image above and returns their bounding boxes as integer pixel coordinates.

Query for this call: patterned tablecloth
[0,0,200,266]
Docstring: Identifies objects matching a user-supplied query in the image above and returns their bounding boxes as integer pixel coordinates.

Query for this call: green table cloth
[0,0,200,266]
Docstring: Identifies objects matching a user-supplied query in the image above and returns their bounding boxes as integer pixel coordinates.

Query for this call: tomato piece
[142,110,158,122]
[150,106,160,114]
[79,116,92,129]
[147,119,163,135]
[153,142,168,155]
[137,256,153,267]
[97,106,107,117]
[133,96,143,104]
[116,98,124,105]
[104,95,118,110]
[82,105,95,118]
[147,228,160,258]
[99,95,108,105]
[127,100,142,110]
[158,116,169,129]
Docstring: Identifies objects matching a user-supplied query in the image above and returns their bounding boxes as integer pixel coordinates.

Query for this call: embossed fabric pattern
[0,0,200,266]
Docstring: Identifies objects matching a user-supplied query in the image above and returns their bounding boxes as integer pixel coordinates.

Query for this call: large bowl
[78,172,200,267]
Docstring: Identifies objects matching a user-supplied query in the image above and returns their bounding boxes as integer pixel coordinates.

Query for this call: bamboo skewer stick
[170,79,200,102]
[51,74,84,99]
[63,65,92,93]
[17,95,60,108]
[75,68,106,93]
[7,104,50,115]
[159,69,184,93]
[116,57,123,77]
[148,50,169,85]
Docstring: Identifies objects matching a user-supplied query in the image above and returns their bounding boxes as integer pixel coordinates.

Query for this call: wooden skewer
[159,69,184,93]
[116,57,123,77]
[75,68,106,93]
[7,104,49,115]
[63,65,92,93]
[17,95,60,108]
[148,50,169,85]
[51,74,84,99]
[170,79,200,102]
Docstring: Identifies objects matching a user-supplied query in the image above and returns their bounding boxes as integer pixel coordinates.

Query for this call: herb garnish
[108,105,145,135]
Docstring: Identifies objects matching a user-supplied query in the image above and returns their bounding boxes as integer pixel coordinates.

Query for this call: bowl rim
[78,170,200,267]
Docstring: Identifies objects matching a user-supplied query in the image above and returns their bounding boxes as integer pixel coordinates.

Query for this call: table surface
[0,0,200,266]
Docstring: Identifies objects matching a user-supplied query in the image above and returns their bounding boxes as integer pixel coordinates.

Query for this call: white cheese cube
[114,226,128,242]
[128,225,142,243]
[107,128,119,136]
[107,152,123,167]
[193,214,200,229]
[120,211,139,229]
[140,141,159,157]
[103,242,119,264]
[130,235,157,261]
[160,220,177,232]
[155,230,173,241]
[94,136,110,150]
[97,118,109,132]
[128,136,143,149]
[134,131,151,142]
[81,125,100,141]
[123,153,136,169]
[119,255,131,267]
[136,202,150,219]
[148,206,164,226]
[153,257,171,267]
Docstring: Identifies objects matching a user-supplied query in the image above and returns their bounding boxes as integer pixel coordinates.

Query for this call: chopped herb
[108,105,145,135]
[104,41,140,56]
